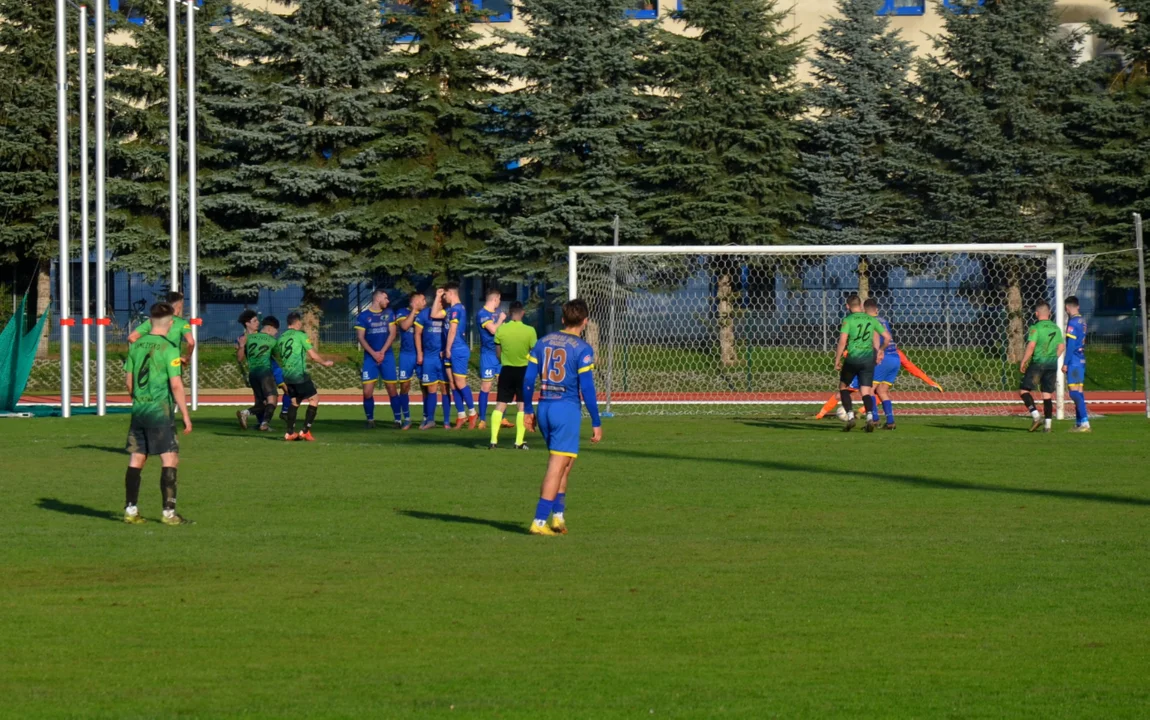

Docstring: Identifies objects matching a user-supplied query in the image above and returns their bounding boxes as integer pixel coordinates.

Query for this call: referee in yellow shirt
[490,302,538,449]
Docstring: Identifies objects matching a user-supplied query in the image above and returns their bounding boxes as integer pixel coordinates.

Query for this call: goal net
[570,244,1096,418]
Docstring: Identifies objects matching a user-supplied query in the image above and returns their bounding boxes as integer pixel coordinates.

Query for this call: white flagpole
[56,0,72,418]
[79,4,91,408]
[187,0,199,411]
[169,0,180,292]
[95,0,106,416]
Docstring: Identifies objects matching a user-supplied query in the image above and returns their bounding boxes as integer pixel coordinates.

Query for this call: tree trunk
[300,289,323,349]
[857,255,870,302]
[717,272,738,367]
[36,265,51,358]
[1006,267,1025,364]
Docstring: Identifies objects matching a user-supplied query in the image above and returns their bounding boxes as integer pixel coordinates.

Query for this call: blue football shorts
[480,350,501,381]
[397,352,419,383]
[874,353,901,385]
[449,347,471,379]
[1066,360,1085,386]
[537,402,583,458]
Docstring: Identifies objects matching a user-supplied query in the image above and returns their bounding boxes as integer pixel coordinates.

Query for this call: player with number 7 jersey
[521,299,602,536]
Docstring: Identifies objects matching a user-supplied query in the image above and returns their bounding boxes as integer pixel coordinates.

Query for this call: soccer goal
[569,244,1099,418]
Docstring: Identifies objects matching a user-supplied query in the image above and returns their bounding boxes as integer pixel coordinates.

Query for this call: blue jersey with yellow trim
[876,317,897,353]
[477,307,500,354]
[355,307,394,353]
[415,307,446,356]
[394,308,417,355]
[528,331,595,405]
[447,303,468,352]
[1066,315,1086,361]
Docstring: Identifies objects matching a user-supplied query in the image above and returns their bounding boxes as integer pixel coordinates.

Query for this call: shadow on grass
[926,423,1026,433]
[35,497,121,522]
[67,444,127,455]
[736,418,841,432]
[395,509,529,535]
[598,449,1150,508]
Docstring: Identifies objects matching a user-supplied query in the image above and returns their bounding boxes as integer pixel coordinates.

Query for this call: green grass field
[2,408,1149,718]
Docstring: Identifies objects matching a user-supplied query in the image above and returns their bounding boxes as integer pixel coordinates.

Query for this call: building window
[625,1,657,20]
[941,0,986,12]
[878,0,925,16]
[464,0,512,23]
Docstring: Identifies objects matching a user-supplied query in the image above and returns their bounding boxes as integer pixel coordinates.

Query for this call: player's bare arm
[1020,342,1036,373]
[307,347,336,368]
[356,327,382,364]
[834,332,849,371]
[874,329,884,367]
[415,325,424,366]
[381,324,397,355]
[127,329,142,344]
[181,331,196,366]
[170,375,193,434]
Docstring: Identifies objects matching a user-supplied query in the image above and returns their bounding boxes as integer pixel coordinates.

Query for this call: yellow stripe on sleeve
[528,356,539,364]
[578,364,595,374]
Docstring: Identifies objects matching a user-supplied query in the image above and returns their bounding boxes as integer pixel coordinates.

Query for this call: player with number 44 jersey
[522,299,602,536]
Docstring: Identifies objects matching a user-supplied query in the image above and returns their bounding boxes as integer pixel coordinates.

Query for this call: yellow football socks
[490,409,503,445]
[515,411,526,446]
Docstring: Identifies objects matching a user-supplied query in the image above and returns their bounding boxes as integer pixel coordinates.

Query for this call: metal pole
[79,5,90,408]
[1054,243,1066,420]
[187,0,199,411]
[603,215,620,417]
[56,0,71,418]
[169,0,179,291]
[95,0,106,416]
[1135,213,1150,419]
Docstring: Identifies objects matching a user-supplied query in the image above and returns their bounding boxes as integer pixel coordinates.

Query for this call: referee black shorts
[497,365,528,404]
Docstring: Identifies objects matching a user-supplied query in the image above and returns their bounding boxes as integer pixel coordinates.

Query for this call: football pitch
[2,409,1148,719]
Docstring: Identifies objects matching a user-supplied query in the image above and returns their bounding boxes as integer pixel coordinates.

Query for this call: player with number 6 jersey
[522,299,602,536]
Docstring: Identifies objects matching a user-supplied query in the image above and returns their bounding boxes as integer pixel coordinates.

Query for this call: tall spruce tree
[635,0,803,366]
[795,0,917,250]
[1064,1,1150,287]
[353,0,500,287]
[104,0,234,280]
[637,0,803,246]
[478,0,651,289]
[199,0,392,337]
[914,0,1083,361]
[0,0,74,337]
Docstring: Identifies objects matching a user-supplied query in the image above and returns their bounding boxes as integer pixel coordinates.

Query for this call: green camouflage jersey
[135,316,192,348]
[840,312,882,360]
[1027,319,1064,366]
[244,332,277,374]
[126,334,182,427]
[274,328,313,383]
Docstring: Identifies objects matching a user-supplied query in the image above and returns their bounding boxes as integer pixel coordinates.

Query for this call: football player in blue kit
[443,282,478,430]
[415,288,452,430]
[475,289,507,430]
[522,299,603,536]
[355,288,397,429]
[392,292,427,430]
[1064,296,1090,432]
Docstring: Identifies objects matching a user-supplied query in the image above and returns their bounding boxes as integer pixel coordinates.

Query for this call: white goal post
[569,244,1098,419]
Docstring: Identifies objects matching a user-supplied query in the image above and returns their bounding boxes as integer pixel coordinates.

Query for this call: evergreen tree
[637,0,804,247]
[795,0,918,253]
[1064,1,1150,287]
[478,0,652,289]
[913,0,1083,361]
[104,0,234,280]
[199,0,392,336]
[353,0,500,288]
[635,0,803,366]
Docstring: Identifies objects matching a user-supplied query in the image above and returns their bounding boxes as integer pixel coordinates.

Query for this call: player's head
[444,282,461,304]
[845,294,862,312]
[409,291,426,311]
[261,315,280,336]
[1065,296,1080,314]
[287,311,303,329]
[1034,301,1051,320]
[509,301,525,320]
[485,288,501,307]
[166,291,184,316]
[149,302,175,332]
[372,287,389,309]
[863,298,879,317]
[562,298,590,332]
[238,309,260,333]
